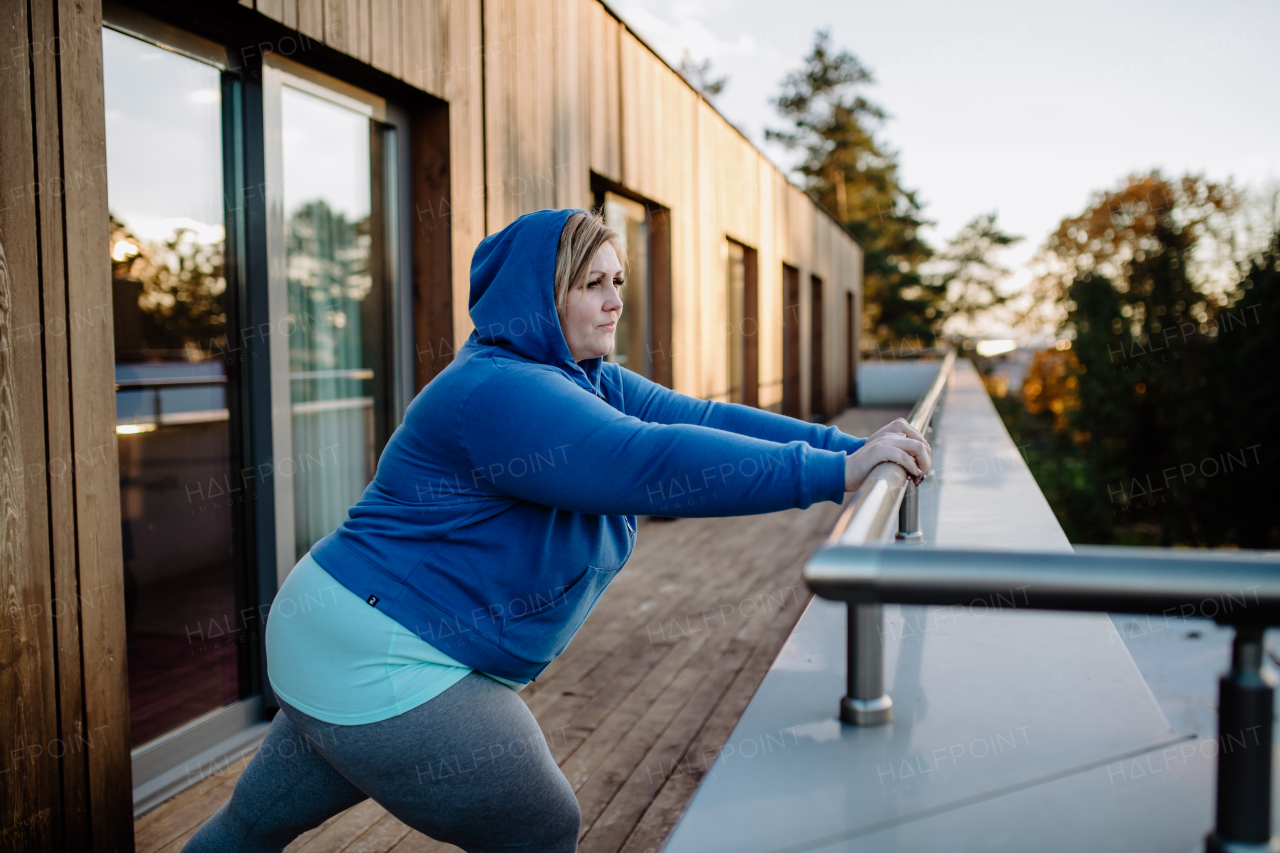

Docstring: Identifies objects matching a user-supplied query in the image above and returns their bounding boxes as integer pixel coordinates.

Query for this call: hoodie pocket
[501,565,622,663]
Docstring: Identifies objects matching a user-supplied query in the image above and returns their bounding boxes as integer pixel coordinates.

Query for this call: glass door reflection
[266,66,392,574]
[104,28,243,747]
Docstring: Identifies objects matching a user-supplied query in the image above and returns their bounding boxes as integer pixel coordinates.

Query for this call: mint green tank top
[265,552,525,725]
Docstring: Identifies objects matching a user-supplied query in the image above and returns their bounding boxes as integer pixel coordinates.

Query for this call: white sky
[105,29,371,247]
[104,27,224,243]
[282,86,371,221]
[612,0,1280,334]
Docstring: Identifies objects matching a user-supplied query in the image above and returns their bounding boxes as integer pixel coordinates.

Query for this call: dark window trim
[810,274,825,421]
[782,263,801,419]
[726,237,759,408]
[846,290,858,407]
[590,174,674,388]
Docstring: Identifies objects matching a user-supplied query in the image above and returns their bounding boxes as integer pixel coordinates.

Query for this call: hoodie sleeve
[614,365,867,454]
[459,366,849,517]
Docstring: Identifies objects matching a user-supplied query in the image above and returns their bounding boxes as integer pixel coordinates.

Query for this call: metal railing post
[897,422,931,542]
[896,482,921,542]
[1206,626,1277,852]
[841,603,892,725]
[827,351,953,727]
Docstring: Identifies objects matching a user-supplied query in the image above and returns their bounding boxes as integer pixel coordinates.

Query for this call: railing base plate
[840,694,893,725]
[1205,834,1280,853]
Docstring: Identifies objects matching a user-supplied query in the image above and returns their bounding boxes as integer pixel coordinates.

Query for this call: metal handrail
[804,544,1280,851]
[807,544,1280,620]
[828,348,954,547]
[827,349,955,724]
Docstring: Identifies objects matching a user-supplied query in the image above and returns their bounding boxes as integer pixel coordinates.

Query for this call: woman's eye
[614,278,625,288]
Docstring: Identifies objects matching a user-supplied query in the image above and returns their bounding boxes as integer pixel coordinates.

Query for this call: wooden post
[0,0,133,849]
[412,101,455,390]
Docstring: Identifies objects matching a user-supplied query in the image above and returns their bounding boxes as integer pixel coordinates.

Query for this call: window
[782,264,801,418]
[726,239,759,406]
[104,24,407,751]
[811,274,825,421]
[727,241,746,403]
[105,27,242,748]
[603,192,650,377]
[593,182,673,387]
[262,61,398,571]
[846,291,857,405]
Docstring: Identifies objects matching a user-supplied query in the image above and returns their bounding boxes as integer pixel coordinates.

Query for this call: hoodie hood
[468,208,602,395]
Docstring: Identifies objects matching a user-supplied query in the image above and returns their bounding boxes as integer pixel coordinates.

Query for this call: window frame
[100,7,416,807]
[590,174,673,388]
[725,237,759,407]
[100,8,266,806]
[260,54,409,586]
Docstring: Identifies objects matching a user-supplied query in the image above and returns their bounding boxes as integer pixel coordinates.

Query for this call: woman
[186,209,930,852]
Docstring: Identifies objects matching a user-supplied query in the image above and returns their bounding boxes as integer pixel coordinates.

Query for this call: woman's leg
[182,707,368,853]
[280,671,580,853]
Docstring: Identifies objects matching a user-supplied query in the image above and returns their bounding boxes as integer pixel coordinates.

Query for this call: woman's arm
[615,365,866,454]
[460,368,850,518]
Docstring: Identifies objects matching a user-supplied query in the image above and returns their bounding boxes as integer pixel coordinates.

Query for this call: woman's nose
[604,286,624,313]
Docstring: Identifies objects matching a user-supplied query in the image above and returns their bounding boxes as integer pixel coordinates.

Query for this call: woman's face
[562,242,624,364]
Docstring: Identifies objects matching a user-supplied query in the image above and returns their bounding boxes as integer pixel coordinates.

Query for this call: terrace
[131,404,908,852]
[134,355,1268,852]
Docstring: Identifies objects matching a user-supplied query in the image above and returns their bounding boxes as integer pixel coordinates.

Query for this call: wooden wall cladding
[755,167,783,410]
[550,0,589,210]
[583,0,620,183]
[1,1,133,850]
[481,0,596,229]
[438,0,486,358]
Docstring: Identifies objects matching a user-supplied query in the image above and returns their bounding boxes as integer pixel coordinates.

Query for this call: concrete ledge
[857,361,943,407]
[662,360,1217,853]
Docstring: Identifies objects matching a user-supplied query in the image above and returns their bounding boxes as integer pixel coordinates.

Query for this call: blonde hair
[553,211,628,319]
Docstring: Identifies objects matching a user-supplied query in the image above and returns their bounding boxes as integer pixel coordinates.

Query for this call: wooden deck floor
[134,407,907,853]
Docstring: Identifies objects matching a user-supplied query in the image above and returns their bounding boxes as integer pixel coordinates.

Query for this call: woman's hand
[867,417,927,445]
[844,427,932,493]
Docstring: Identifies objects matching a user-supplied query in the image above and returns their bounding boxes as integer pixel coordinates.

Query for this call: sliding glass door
[105,27,404,755]
[104,28,243,748]
[264,60,396,579]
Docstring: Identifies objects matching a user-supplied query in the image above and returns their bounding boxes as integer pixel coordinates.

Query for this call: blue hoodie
[310,208,866,681]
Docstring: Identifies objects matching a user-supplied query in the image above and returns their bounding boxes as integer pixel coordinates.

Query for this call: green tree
[1206,229,1280,546]
[677,50,727,99]
[993,171,1280,547]
[929,212,1022,332]
[767,29,935,348]
[110,213,228,357]
[285,199,373,374]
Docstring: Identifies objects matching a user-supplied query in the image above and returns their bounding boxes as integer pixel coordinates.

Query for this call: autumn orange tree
[111,214,228,358]
[994,171,1278,546]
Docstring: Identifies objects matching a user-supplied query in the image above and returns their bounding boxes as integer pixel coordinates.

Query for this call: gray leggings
[183,671,580,852]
